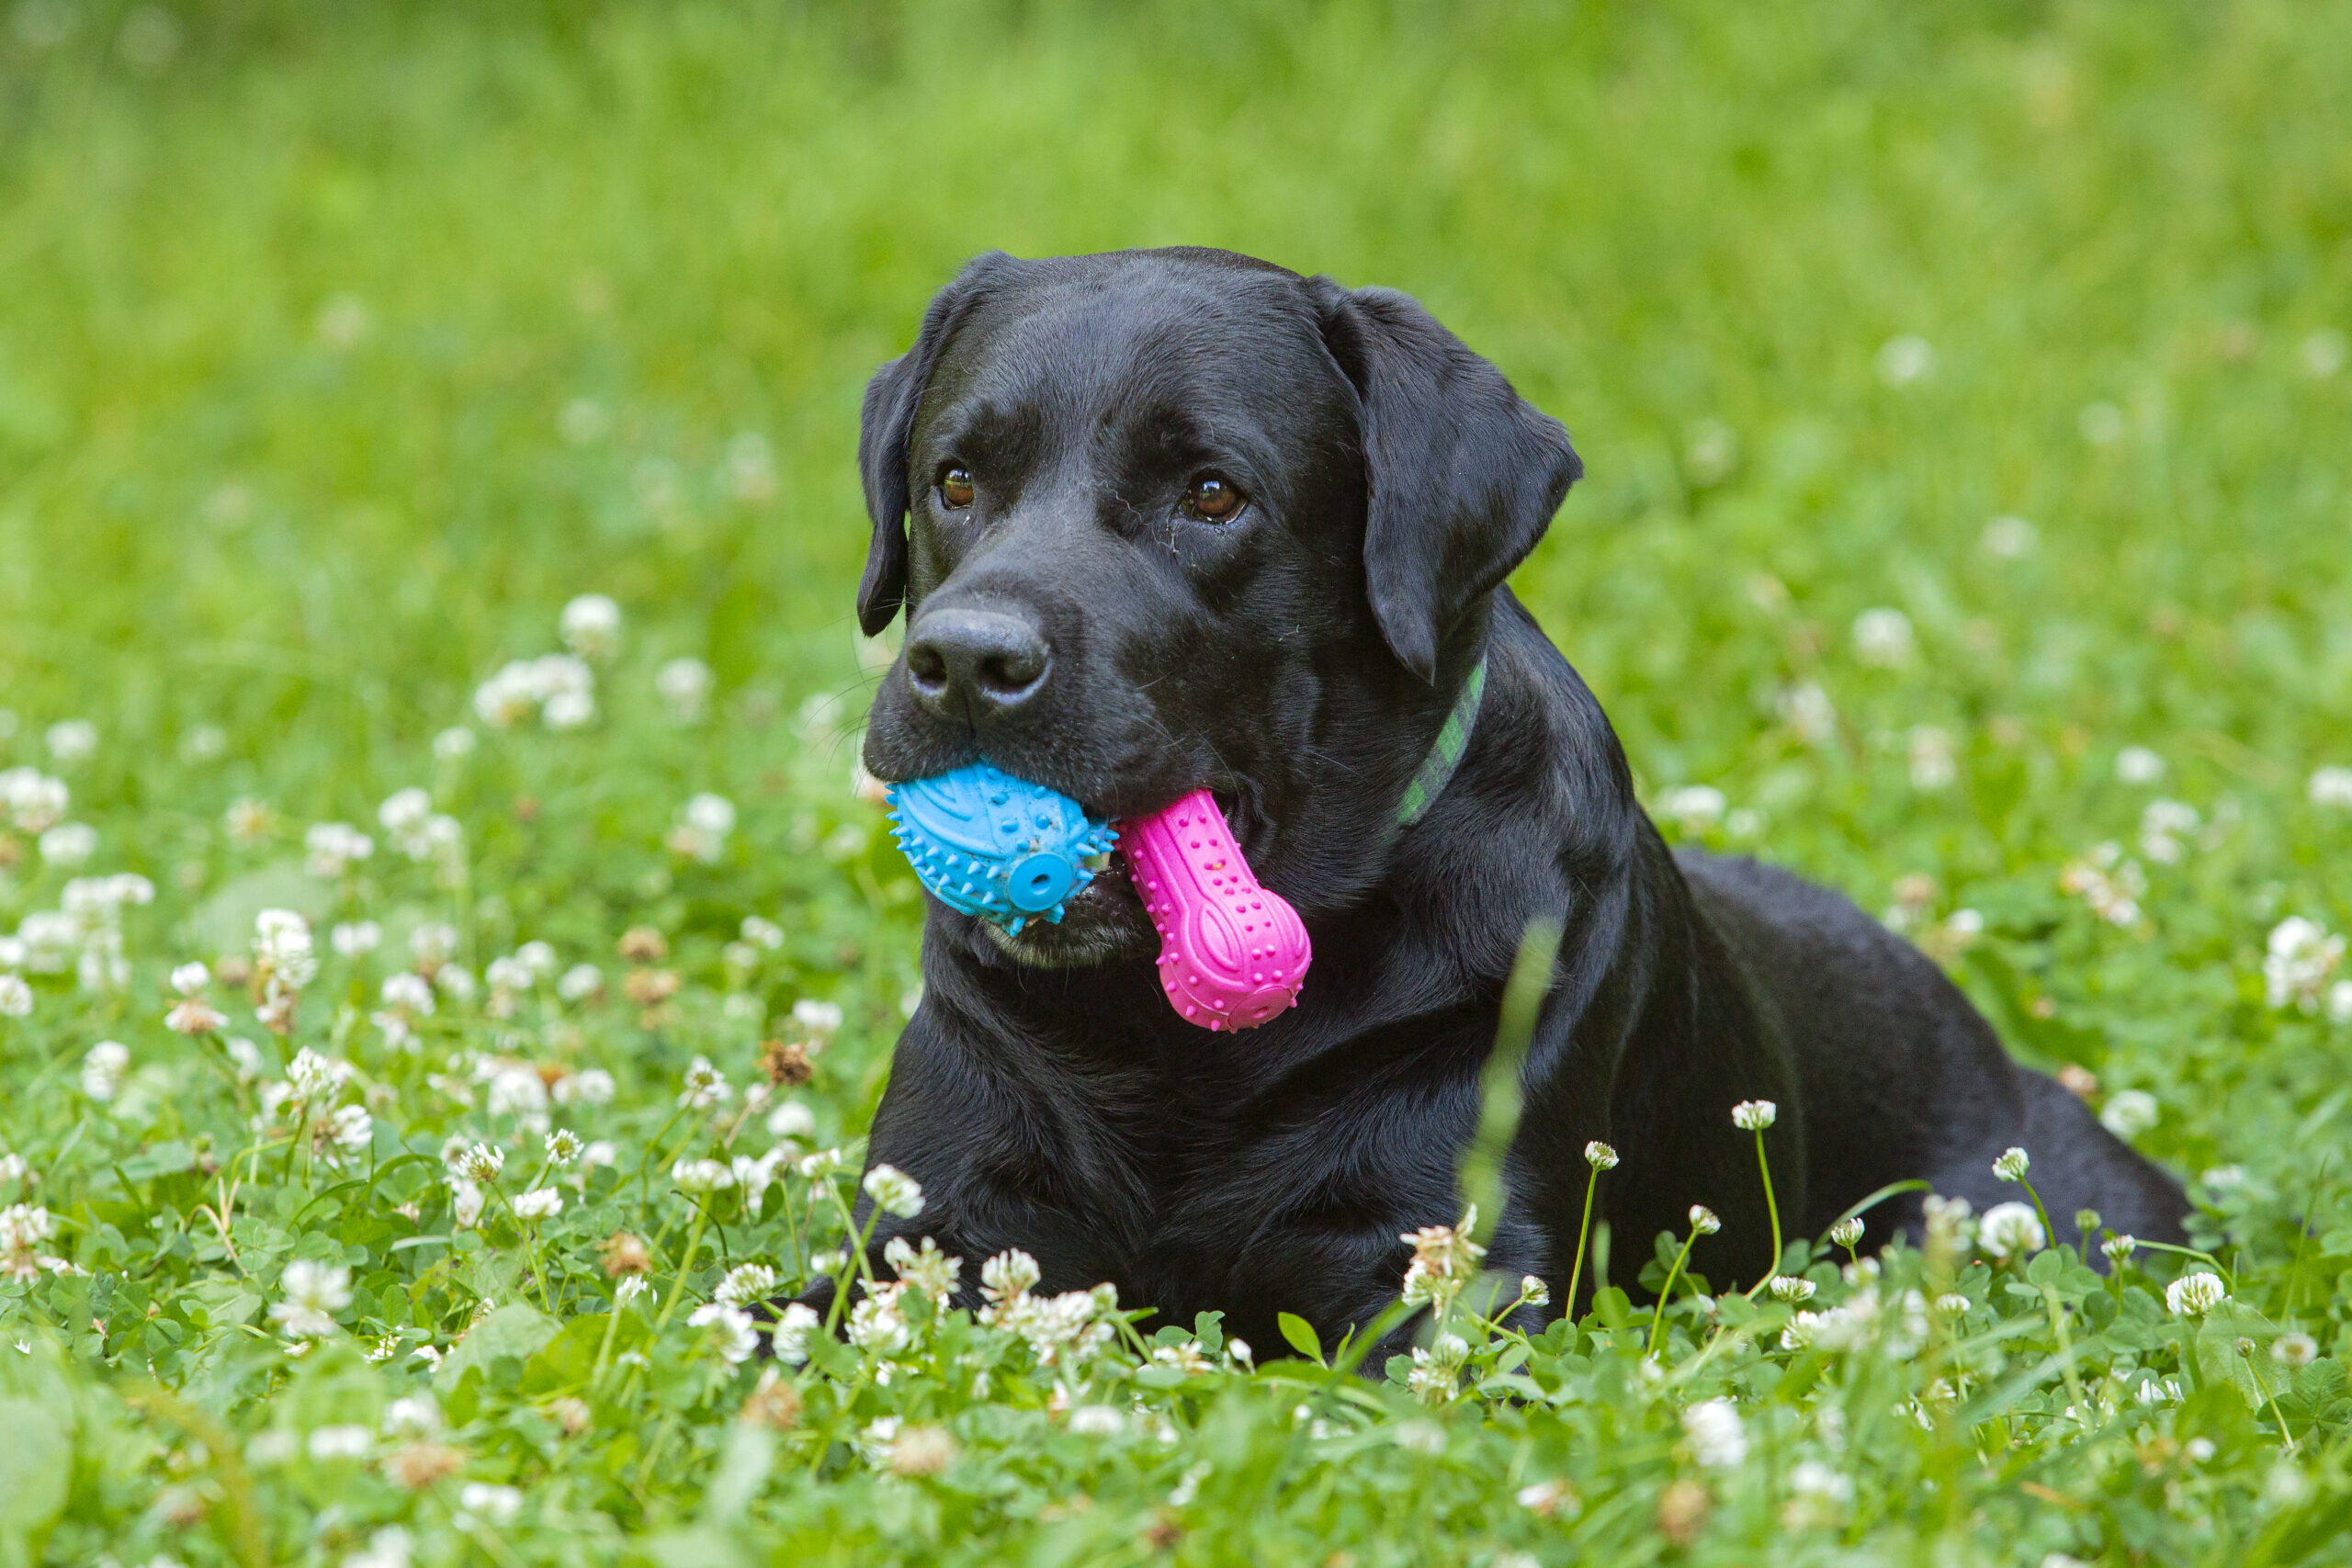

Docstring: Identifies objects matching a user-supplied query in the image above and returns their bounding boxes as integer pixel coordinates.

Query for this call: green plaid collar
[1396,654,1488,828]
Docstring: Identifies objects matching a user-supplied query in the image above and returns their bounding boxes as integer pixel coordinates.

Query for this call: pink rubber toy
[1120,789,1311,1031]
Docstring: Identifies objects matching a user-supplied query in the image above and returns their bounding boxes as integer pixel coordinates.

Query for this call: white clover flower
[484,1064,547,1122]
[771,1302,823,1365]
[484,955,534,995]
[715,1262,779,1307]
[2305,329,2350,379]
[322,1105,373,1159]
[731,1148,786,1205]
[2101,1234,2137,1265]
[1732,1100,1777,1132]
[270,1260,352,1337]
[884,1235,964,1303]
[472,661,540,728]
[511,1187,563,1221]
[2166,1271,2226,1317]
[407,924,458,970]
[81,1040,130,1100]
[2310,767,2352,810]
[2275,1332,2319,1369]
[432,727,477,761]
[379,972,435,1015]
[1520,1274,1551,1307]
[0,1202,59,1280]
[1681,1398,1748,1467]
[553,1067,615,1106]
[166,961,209,997]
[766,1100,817,1140]
[345,1527,413,1568]
[1935,1292,1973,1316]
[741,915,785,950]
[1992,1146,2030,1182]
[560,593,623,660]
[1398,1206,1486,1308]
[1690,1205,1722,1235]
[667,793,737,863]
[458,1483,523,1525]
[864,1164,924,1218]
[2059,841,2147,926]
[1768,1275,1815,1303]
[456,1143,505,1185]
[980,1248,1041,1303]
[254,908,318,989]
[2114,746,2166,785]
[0,767,70,833]
[307,1425,371,1461]
[1774,682,1838,748]
[678,1055,730,1110]
[655,657,716,722]
[1979,1201,2045,1260]
[848,1288,914,1359]
[1069,1404,1124,1437]
[381,1395,441,1438]
[1980,514,2039,558]
[303,822,375,879]
[1584,1139,1620,1170]
[672,1158,735,1193]
[1789,1460,1854,1509]
[792,998,845,1036]
[1656,785,1725,833]
[543,1129,582,1166]
[332,920,381,958]
[1852,607,1917,667]
[543,686,597,730]
[1874,334,1936,387]
[687,1302,760,1364]
[2266,917,2345,1013]
[165,997,227,1036]
[45,718,96,764]
[0,976,29,1020]
[1905,726,1957,792]
[379,786,431,834]
[2140,798,2199,864]
[37,823,96,867]
[1828,1216,1864,1248]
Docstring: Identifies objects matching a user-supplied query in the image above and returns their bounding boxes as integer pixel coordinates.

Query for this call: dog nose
[904,607,1051,720]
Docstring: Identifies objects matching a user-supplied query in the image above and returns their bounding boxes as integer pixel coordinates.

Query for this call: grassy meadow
[4,0,2352,1562]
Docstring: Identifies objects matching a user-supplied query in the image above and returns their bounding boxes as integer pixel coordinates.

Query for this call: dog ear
[1310,279,1582,682]
[856,253,1012,637]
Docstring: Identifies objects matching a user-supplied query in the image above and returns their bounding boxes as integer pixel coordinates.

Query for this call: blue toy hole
[1005,852,1080,912]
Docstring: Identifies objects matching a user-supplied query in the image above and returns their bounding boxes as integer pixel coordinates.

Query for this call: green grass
[4,1,2352,1562]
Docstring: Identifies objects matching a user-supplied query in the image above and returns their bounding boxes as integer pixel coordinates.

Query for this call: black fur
[804,245,2189,1358]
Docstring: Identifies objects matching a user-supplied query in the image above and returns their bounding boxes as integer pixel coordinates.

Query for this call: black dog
[813,245,2188,1356]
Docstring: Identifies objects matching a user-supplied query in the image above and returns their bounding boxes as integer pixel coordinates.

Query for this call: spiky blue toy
[885,762,1119,934]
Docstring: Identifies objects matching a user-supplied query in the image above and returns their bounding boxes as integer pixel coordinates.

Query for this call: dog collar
[1396,654,1488,827]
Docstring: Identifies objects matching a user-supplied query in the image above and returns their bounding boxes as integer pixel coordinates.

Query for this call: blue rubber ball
[885,762,1120,935]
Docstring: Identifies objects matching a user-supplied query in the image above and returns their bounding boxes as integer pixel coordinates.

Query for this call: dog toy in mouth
[1120,789,1311,1032]
[886,763,1119,935]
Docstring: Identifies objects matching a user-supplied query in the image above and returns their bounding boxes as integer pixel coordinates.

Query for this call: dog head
[857,248,1579,965]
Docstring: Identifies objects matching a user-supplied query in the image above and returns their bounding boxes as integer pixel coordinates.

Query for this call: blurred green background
[2,0,2348,907]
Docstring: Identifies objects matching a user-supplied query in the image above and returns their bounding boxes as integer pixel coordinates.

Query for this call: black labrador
[806,245,2188,1356]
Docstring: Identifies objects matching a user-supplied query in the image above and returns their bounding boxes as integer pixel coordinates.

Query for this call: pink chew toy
[1120,789,1311,1031]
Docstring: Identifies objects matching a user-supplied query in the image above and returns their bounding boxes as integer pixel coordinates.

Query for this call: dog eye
[937,465,976,511]
[1182,475,1243,523]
